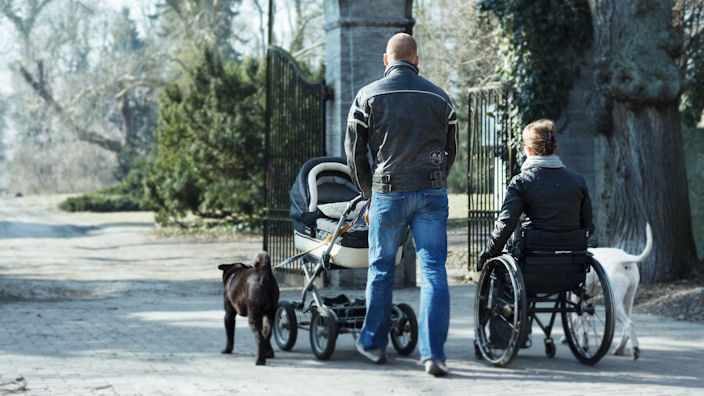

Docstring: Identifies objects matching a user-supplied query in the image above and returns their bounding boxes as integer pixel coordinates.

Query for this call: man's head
[384,33,419,67]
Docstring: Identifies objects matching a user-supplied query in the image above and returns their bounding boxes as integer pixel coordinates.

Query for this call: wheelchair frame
[473,252,615,367]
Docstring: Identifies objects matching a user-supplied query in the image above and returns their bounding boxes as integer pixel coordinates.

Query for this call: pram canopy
[290,156,367,245]
[289,157,371,268]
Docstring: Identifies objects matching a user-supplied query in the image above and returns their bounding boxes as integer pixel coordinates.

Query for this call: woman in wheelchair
[473,119,615,367]
[477,118,594,269]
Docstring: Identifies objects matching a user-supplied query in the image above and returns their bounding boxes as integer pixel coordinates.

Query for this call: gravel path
[2,195,704,395]
[2,194,702,324]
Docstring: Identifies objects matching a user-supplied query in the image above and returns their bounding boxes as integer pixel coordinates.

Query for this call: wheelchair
[473,228,615,367]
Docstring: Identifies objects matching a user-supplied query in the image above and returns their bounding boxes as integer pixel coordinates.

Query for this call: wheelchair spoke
[474,256,527,367]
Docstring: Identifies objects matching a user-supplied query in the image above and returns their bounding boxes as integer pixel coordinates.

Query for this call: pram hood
[289,156,361,231]
[290,157,404,267]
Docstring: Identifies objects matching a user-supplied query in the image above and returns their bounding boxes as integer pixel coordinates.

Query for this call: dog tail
[254,251,274,273]
[633,222,653,263]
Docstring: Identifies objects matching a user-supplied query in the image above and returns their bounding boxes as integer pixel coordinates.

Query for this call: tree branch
[18,62,123,153]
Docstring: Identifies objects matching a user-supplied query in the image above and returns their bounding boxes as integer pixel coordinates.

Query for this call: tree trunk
[590,0,699,282]
[601,103,697,281]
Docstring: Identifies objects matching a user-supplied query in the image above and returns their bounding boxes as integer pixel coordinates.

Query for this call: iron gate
[467,83,519,268]
[263,46,328,273]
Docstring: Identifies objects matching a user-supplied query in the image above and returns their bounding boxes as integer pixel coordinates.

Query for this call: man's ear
[412,55,419,66]
[383,53,389,67]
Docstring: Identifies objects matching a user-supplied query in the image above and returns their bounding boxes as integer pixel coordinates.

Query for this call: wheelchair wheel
[390,303,418,355]
[474,254,529,367]
[309,307,338,360]
[273,301,298,351]
[561,257,615,365]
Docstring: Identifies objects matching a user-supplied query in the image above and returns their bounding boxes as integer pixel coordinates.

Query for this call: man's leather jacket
[344,61,458,198]
[486,166,595,256]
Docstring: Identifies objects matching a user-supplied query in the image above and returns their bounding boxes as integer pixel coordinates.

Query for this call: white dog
[587,223,653,360]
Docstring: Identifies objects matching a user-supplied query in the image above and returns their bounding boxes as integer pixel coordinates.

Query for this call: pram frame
[274,157,419,361]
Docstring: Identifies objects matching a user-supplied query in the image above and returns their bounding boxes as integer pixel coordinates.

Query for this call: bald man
[345,33,458,376]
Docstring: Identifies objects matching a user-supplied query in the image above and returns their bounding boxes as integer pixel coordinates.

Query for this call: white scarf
[520,154,565,171]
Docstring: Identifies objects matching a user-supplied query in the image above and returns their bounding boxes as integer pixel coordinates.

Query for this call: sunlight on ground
[448,193,467,219]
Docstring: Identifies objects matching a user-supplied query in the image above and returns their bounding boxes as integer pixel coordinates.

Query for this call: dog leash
[274,198,370,270]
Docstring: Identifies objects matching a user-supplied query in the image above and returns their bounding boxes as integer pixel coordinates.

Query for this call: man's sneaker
[424,359,449,376]
[355,339,387,364]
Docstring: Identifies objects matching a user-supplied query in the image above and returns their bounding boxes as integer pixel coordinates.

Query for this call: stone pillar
[323,0,414,157]
[323,0,416,289]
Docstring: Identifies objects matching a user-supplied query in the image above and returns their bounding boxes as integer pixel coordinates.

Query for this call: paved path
[1,196,703,395]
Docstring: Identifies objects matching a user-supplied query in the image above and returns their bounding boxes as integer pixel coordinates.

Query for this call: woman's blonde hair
[522,119,557,156]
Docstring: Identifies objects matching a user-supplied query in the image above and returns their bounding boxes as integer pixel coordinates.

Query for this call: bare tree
[414,0,499,192]
[0,0,167,192]
[264,0,324,65]
[414,0,499,95]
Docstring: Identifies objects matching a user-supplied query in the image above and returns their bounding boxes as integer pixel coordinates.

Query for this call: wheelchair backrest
[519,228,590,295]
[520,228,589,255]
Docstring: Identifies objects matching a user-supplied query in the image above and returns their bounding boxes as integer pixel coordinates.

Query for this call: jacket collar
[384,60,419,77]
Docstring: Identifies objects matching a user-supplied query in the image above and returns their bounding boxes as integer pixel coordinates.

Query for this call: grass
[448,193,468,219]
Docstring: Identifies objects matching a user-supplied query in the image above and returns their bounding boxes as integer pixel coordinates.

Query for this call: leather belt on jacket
[372,170,447,192]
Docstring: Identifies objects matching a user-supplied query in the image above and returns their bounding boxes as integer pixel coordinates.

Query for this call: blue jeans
[358,189,450,362]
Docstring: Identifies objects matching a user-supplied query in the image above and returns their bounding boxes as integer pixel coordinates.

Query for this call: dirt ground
[0,194,262,302]
[2,194,702,324]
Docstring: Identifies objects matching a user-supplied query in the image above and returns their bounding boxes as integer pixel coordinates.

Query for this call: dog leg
[628,322,640,361]
[221,303,236,354]
[249,313,267,365]
[263,311,275,359]
[612,267,640,360]
[624,282,640,360]
[607,270,631,357]
[613,314,639,360]
[612,300,631,356]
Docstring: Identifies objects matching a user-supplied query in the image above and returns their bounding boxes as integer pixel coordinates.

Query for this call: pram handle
[343,195,367,217]
[321,195,368,269]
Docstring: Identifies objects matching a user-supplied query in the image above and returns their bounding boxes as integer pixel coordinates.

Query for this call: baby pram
[273,156,418,360]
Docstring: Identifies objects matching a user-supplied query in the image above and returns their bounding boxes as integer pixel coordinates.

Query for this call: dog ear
[219,263,246,271]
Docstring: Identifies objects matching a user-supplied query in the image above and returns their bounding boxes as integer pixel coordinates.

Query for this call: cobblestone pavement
[1,196,703,395]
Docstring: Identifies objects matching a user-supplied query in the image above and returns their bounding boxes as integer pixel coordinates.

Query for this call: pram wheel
[274,301,298,351]
[310,307,338,360]
[390,303,418,355]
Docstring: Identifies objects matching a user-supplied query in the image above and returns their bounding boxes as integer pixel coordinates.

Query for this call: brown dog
[218,251,280,365]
